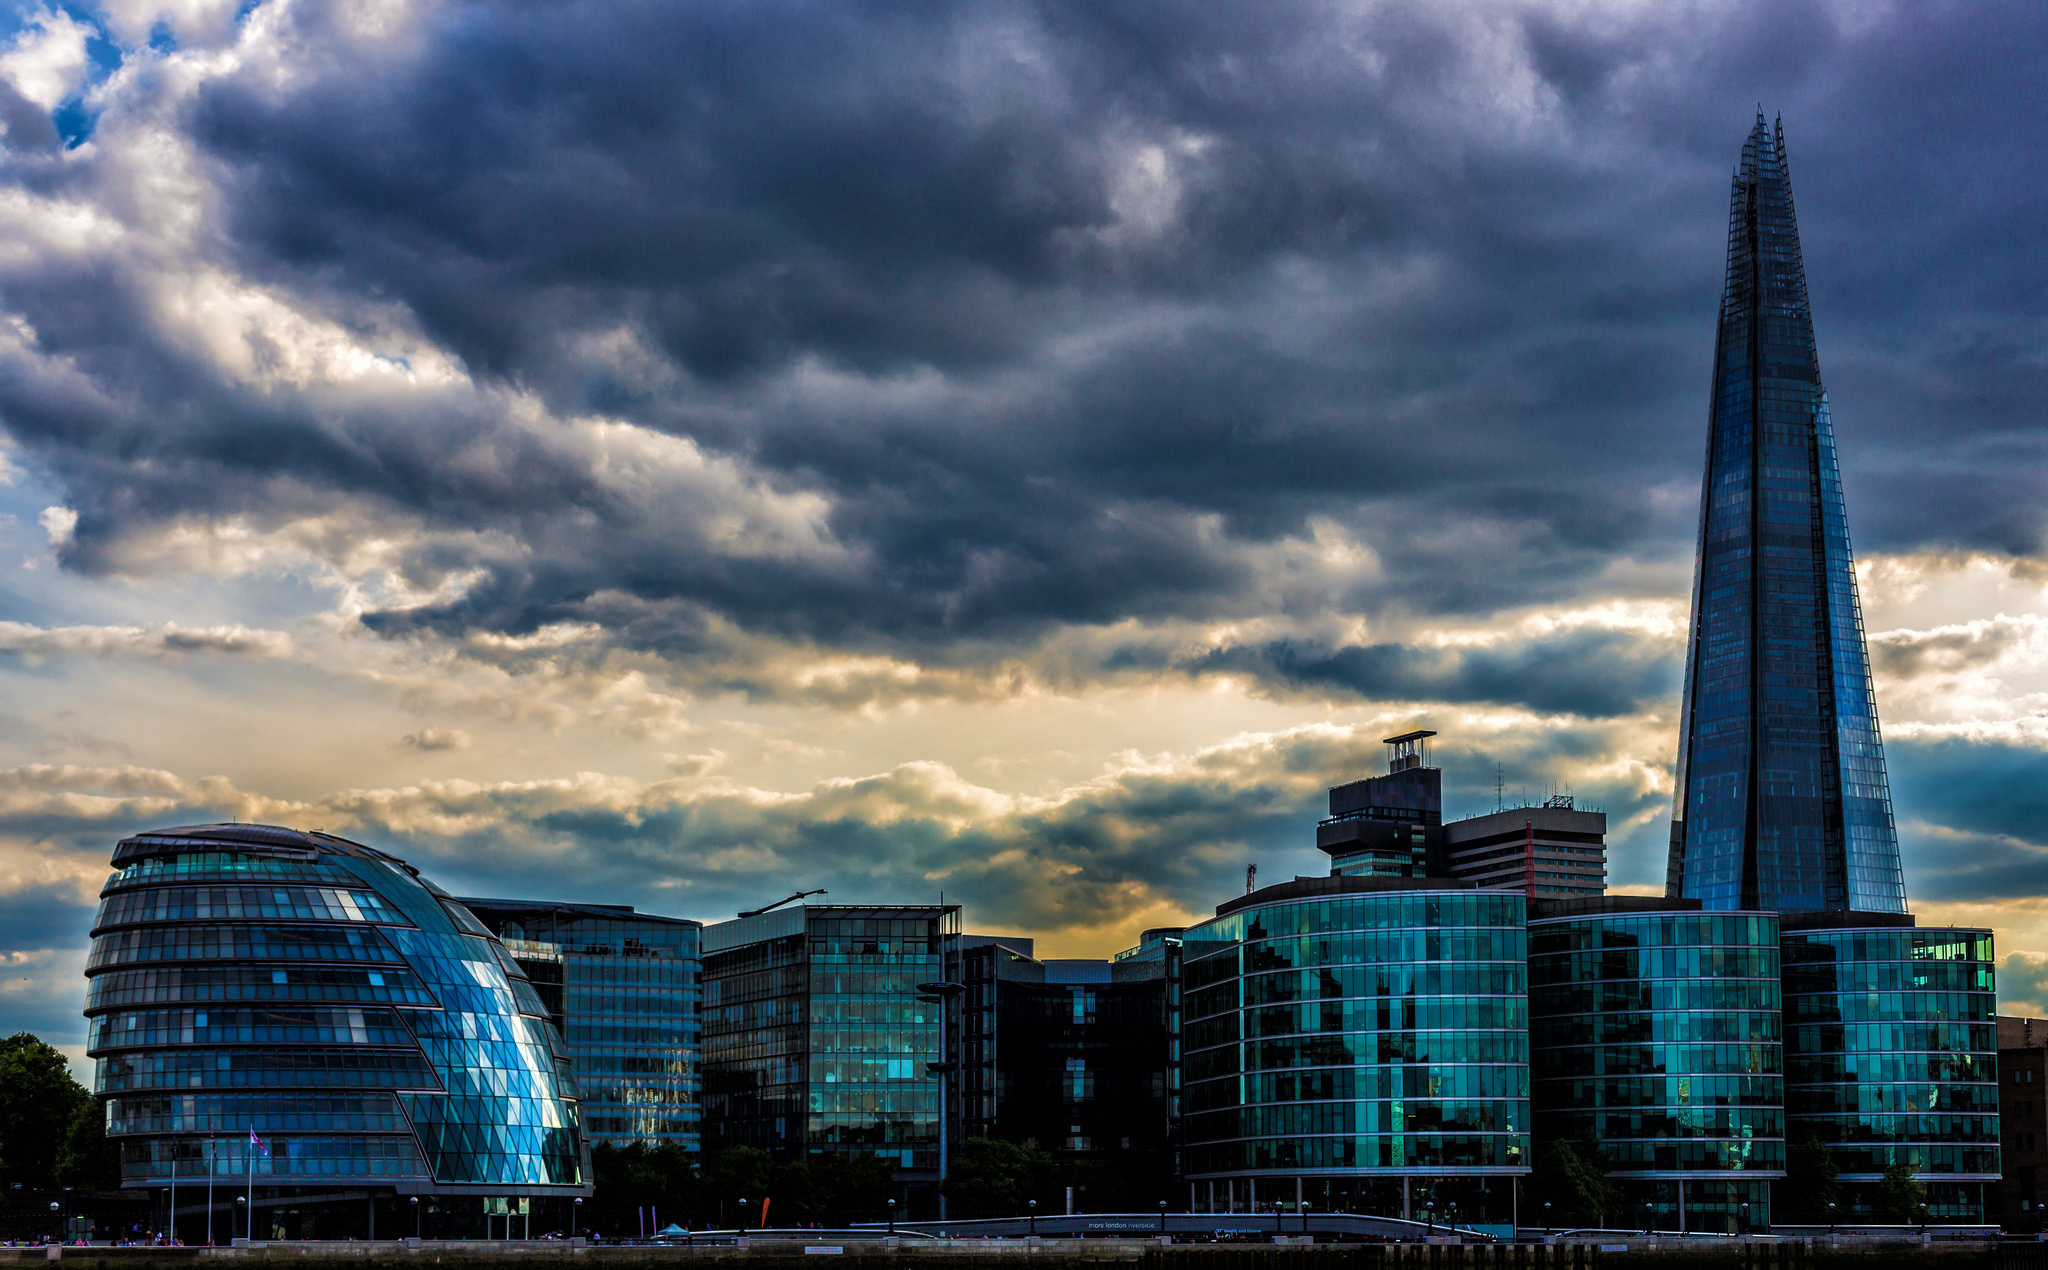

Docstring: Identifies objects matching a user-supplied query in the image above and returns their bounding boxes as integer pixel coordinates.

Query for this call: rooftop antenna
[1245,864,1257,895]
[1494,765,1505,814]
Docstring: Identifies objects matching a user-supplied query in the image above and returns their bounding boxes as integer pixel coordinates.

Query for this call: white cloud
[0,9,94,111]
[38,505,76,547]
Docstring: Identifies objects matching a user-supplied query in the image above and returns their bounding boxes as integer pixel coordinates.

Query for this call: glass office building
[1528,900,1784,1233]
[1180,876,1529,1228]
[1781,916,1999,1221]
[1666,111,1907,914]
[85,824,589,1240]
[700,904,959,1208]
[461,899,702,1151]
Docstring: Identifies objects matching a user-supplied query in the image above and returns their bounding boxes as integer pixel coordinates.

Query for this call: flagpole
[169,1145,177,1245]
[247,1128,256,1241]
[207,1132,215,1246]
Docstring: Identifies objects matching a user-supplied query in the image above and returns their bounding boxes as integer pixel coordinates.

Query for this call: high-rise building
[1442,800,1607,899]
[459,899,703,1152]
[1319,731,1443,880]
[1995,1016,2048,1231]
[1179,874,1530,1229]
[698,903,959,1209]
[955,939,1175,1203]
[85,824,590,1241]
[1665,112,1907,915]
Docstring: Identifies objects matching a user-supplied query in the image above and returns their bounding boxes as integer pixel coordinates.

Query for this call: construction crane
[737,888,827,919]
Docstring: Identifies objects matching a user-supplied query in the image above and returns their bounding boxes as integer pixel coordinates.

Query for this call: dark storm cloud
[1176,627,1679,718]
[0,0,2043,694]
[1889,736,2048,900]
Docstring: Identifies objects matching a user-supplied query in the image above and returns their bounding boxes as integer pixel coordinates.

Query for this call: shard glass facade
[1668,113,1908,914]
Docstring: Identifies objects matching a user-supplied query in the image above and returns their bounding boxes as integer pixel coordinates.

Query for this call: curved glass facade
[1180,882,1529,1224]
[1529,908,1783,1233]
[1781,922,1998,1221]
[85,824,590,1239]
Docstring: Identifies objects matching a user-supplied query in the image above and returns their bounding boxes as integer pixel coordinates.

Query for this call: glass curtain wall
[1180,884,1529,1228]
[1782,922,1999,1221]
[1528,908,1784,1233]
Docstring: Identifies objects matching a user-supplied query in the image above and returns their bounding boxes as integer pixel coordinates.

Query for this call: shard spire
[1666,113,1908,913]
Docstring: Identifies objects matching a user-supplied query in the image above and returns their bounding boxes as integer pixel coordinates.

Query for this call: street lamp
[410,1197,420,1240]
[886,1198,896,1237]
[237,1195,247,1243]
[1542,1201,1551,1232]
[1644,1200,1653,1237]
[1158,1201,1167,1235]
[571,1197,579,1240]
[1740,1201,1749,1236]
[1918,1201,1928,1235]
[1425,1200,1435,1237]
[738,1198,749,1239]
[49,1201,60,1245]
[1827,1200,1836,1234]
[1028,1199,1036,1238]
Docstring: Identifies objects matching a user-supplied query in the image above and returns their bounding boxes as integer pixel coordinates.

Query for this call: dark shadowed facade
[1666,112,1908,916]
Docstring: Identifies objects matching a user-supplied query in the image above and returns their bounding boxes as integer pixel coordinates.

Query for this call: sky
[0,0,2044,1070]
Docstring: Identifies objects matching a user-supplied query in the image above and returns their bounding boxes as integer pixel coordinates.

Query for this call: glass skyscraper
[1528,900,1784,1233]
[85,824,589,1241]
[1782,916,1999,1221]
[460,899,702,1151]
[699,903,959,1208]
[1180,876,1529,1229]
[1667,112,1907,914]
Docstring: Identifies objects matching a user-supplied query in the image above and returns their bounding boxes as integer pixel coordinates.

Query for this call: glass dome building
[1180,876,1529,1230]
[85,824,591,1241]
[1528,899,1784,1234]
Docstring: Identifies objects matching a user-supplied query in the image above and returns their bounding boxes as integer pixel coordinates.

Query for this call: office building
[1665,111,1907,914]
[1443,799,1607,899]
[459,899,702,1151]
[85,824,589,1241]
[1320,731,1443,879]
[1996,1016,2048,1230]
[1528,898,1784,1233]
[1781,915,1999,1222]
[1180,875,1529,1231]
[957,938,1175,1200]
[699,903,959,1205]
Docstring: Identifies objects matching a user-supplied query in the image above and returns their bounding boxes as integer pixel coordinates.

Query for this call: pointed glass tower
[1666,114,1907,913]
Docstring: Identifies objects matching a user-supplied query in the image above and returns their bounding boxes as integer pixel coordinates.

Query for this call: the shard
[1665,113,1908,913]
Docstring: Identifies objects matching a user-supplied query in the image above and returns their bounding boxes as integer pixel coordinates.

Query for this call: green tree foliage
[700,1146,775,1226]
[1875,1162,1928,1224]
[0,1033,116,1190]
[1526,1139,1621,1228]
[1778,1135,1841,1223]
[942,1138,1054,1219]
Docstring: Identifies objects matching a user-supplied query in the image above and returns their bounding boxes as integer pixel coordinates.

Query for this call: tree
[1875,1162,1927,1225]
[0,1033,98,1189]
[56,1098,122,1191]
[700,1146,775,1226]
[942,1138,1060,1219]
[1527,1139,1620,1228]
[1779,1135,1841,1223]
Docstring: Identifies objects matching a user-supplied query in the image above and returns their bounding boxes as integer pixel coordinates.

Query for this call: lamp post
[1028,1199,1036,1238]
[572,1198,580,1240]
[916,980,965,1223]
[49,1201,60,1246]
[1740,1201,1749,1236]
[1644,1200,1653,1237]
[1424,1201,1434,1238]
[1158,1201,1167,1235]
[1827,1201,1836,1234]
[410,1197,420,1240]
[738,1198,748,1239]
[1918,1202,1928,1235]
[886,1198,896,1237]
[237,1196,247,1243]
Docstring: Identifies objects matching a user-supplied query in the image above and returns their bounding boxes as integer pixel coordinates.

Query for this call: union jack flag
[248,1130,267,1154]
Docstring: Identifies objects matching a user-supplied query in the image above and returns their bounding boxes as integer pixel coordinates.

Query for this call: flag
[248,1130,267,1154]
